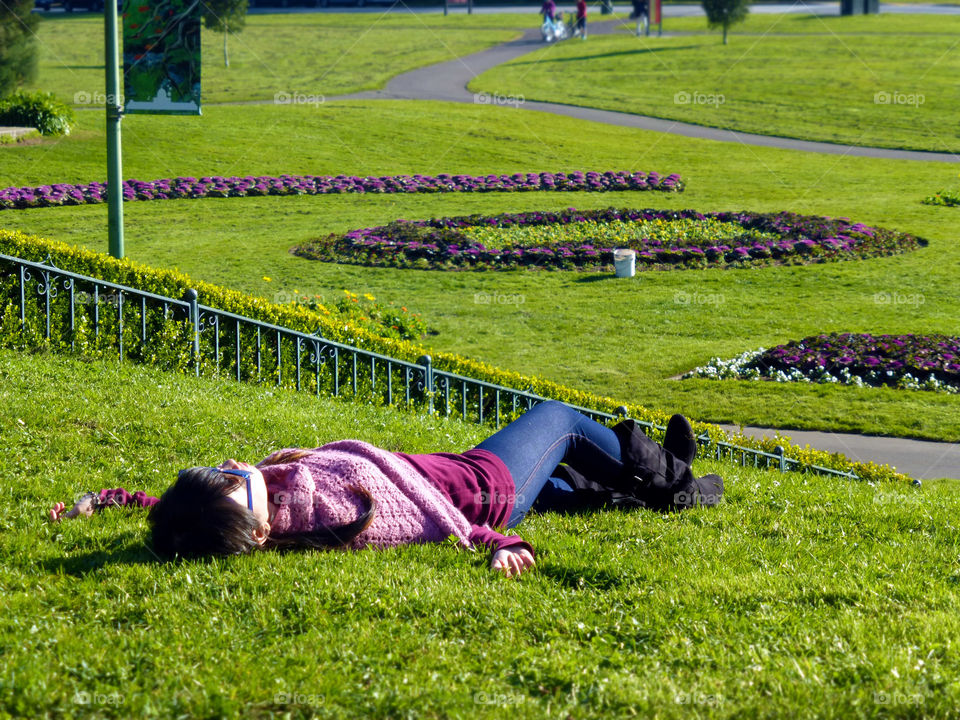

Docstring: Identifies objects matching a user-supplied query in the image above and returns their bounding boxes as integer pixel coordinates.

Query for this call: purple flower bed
[293,207,927,272]
[0,171,683,210]
[756,333,960,386]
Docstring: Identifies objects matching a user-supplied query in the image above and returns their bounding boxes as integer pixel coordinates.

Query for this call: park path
[329,15,960,163]
[717,425,960,481]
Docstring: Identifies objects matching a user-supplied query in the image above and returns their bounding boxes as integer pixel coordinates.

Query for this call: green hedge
[0,91,75,137]
[0,229,910,484]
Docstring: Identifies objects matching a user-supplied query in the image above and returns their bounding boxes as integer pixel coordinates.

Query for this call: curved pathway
[330,18,960,163]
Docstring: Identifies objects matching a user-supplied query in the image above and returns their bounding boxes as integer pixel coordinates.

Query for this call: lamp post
[105,0,124,259]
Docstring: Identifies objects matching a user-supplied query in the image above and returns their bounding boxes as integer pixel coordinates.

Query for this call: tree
[0,0,40,97]
[701,0,749,45]
[202,0,248,68]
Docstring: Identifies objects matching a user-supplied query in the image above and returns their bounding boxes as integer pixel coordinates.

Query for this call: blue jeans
[473,401,624,529]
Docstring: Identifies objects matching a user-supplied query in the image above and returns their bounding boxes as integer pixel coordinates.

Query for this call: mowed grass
[472,13,960,152]
[3,347,960,719]
[2,101,959,442]
[26,11,525,105]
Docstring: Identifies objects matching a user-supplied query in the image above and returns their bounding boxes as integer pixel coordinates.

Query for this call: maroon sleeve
[468,525,535,558]
[97,488,160,509]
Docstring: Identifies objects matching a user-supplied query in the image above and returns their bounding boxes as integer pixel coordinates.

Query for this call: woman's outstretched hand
[49,492,99,522]
[491,547,535,578]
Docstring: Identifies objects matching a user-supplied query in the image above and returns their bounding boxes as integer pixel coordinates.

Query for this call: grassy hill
[2,347,959,718]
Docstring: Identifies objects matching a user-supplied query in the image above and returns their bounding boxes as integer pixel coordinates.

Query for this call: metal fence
[2,252,858,480]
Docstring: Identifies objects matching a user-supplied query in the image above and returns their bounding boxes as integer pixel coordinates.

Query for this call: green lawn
[3,348,960,719]
[26,12,525,105]
[2,100,959,442]
[472,13,960,153]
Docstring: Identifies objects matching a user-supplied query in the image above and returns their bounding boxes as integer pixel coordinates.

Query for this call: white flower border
[683,348,960,394]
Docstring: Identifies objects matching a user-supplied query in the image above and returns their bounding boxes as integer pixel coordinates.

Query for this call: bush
[0,0,39,97]
[0,90,75,136]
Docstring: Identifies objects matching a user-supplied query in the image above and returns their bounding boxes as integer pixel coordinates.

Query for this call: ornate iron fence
[1,252,858,480]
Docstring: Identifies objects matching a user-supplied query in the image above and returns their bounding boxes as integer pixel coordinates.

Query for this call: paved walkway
[719,426,960,481]
[330,16,960,162]
[0,127,36,139]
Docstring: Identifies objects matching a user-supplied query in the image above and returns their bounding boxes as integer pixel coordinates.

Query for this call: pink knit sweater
[261,441,478,550]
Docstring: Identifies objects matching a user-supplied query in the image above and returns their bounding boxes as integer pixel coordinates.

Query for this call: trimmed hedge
[0,229,909,484]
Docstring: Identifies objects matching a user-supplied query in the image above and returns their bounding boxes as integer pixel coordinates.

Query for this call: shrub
[0,0,39,97]
[0,90,75,137]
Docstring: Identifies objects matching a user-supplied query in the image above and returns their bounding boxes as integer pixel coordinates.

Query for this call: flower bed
[293,207,927,271]
[684,333,960,394]
[0,170,683,210]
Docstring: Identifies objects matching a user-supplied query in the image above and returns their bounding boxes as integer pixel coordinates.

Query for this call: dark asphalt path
[332,18,959,163]
[719,426,960,480]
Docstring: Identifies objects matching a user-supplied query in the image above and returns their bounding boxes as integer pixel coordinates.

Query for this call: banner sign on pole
[123,0,202,115]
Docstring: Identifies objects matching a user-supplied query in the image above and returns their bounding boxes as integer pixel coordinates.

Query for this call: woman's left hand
[491,547,535,578]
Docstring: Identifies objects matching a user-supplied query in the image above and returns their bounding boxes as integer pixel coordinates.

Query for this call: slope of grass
[26,11,524,106]
[1,100,958,441]
[473,13,960,152]
[1,347,959,718]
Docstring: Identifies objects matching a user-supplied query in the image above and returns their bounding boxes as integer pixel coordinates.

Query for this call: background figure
[576,0,588,39]
[541,0,556,22]
[632,0,649,35]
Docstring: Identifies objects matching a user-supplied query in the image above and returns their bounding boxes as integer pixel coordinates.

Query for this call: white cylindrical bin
[613,248,636,278]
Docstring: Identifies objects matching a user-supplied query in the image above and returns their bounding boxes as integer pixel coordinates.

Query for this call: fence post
[18,264,26,333]
[184,288,199,377]
[418,354,433,415]
[775,445,786,473]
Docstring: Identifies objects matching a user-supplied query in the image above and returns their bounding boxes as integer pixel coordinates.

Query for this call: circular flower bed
[685,333,960,394]
[0,170,683,210]
[293,207,927,271]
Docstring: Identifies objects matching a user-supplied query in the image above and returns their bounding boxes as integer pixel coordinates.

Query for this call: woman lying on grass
[49,401,723,577]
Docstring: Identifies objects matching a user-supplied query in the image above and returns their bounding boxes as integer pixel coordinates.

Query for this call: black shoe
[663,414,697,466]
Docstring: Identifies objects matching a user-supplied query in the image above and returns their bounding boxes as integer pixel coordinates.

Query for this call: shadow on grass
[536,563,627,591]
[39,531,193,575]
[573,274,620,283]
[504,44,701,66]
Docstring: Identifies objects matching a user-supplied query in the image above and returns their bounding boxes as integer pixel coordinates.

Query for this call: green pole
[105,0,124,259]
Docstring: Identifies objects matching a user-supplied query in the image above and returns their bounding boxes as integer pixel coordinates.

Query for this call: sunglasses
[208,467,254,511]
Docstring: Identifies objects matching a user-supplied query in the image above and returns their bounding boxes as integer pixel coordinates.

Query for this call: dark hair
[264,483,377,553]
[148,467,260,559]
[147,459,378,559]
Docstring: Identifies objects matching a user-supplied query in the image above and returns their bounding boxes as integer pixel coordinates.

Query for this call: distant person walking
[631,0,649,35]
[541,0,556,22]
[576,0,588,39]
